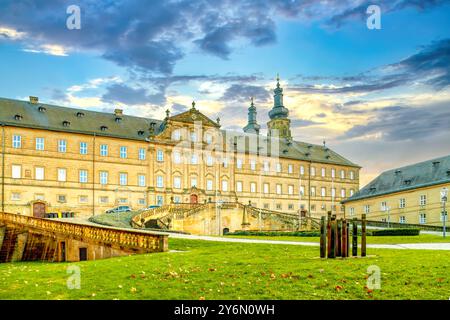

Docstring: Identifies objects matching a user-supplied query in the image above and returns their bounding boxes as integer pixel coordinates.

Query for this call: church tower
[267,74,291,139]
[243,97,261,135]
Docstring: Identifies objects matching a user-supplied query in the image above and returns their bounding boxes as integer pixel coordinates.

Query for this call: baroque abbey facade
[0,79,360,218]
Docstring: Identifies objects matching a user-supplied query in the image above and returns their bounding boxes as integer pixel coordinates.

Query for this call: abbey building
[0,78,360,218]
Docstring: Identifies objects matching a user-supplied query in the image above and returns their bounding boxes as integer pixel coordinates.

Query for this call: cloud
[23,44,68,56]
[220,84,271,103]
[102,84,153,105]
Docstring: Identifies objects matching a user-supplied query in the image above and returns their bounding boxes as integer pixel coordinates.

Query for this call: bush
[225,230,321,237]
[370,228,420,236]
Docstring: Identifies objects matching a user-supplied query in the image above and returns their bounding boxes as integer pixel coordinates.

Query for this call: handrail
[0,212,167,251]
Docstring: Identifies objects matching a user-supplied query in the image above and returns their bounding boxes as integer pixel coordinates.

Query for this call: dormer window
[138,130,145,136]
[38,106,46,113]
[404,179,412,185]
[305,152,310,157]
[100,126,108,131]
[115,117,122,123]
[282,149,288,154]
[76,112,85,118]
[369,187,376,192]
[14,114,23,121]
[326,155,331,159]
[62,121,71,127]
[447,170,450,176]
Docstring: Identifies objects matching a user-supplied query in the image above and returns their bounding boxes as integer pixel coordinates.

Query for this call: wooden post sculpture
[346,220,350,257]
[352,218,358,257]
[342,219,347,258]
[330,215,337,258]
[327,211,332,258]
[337,219,342,257]
[320,216,326,258]
[361,214,367,257]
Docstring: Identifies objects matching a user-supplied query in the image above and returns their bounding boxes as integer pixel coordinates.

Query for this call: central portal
[190,194,198,204]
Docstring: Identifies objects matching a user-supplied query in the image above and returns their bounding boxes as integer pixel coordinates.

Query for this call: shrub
[370,228,420,236]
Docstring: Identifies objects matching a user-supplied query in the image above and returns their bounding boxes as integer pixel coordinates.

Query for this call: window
[80,142,88,155]
[331,168,336,178]
[420,195,427,206]
[236,181,243,193]
[206,155,213,166]
[119,198,128,204]
[276,163,282,173]
[276,203,282,210]
[349,208,355,216]
[57,195,67,203]
[223,158,228,168]
[57,168,67,182]
[138,174,146,187]
[276,184,282,195]
[36,138,44,150]
[250,160,256,171]
[264,203,269,209]
[138,199,146,206]
[350,189,354,197]
[99,171,108,185]
[364,205,370,214]
[11,192,21,201]
[380,201,387,211]
[341,189,346,198]
[288,204,294,210]
[311,186,316,197]
[99,196,109,204]
[157,196,164,206]
[173,152,181,164]
[300,166,305,175]
[311,204,316,212]
[222,180,228,192]
[35,167,44,180]
[156,175,163,188]
[300,186,305,196]
[119,173,128,186]
[173,177,181,189]
[399,216,406,224]
[120,146,128,159]
[321,168,326,177]
[263,161,269,172]
[79,196,88,203]
[263,183,269,194]
[100,144,108,156]
[172,129,181,141]
[190,131,197,142]
[58,139,67,153]
[156,150,164,162]
[190,177,197,187]
[331,188,336,198]
[321,187,326,197]
[350,171,355,180]
[12,135,21,148]
[340,170,345,179]
[310,167,316,176]
[236,159,243,169]
[206,179,213,191]
[288,164,293,174]
[35,194,45,201]
[191,154,198,165]
[288,185,294,195]
[12,165,21,179]
[250,182,257,193]
[173,196,181,204]
[139,148,146,160]
[79,170,88,183]
[419,213,426,224]
[399,198,406,209]
[205,134,213,144]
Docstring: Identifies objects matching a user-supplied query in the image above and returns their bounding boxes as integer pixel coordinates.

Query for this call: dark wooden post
[361,214,367,257]
[330,215,337,258]
[337,219,342,257]
[320,216,326,258]
[327,211,332,258]
[352,218,358,257]
[342,219,347,258]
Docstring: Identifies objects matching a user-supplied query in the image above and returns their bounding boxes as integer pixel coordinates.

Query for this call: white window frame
[35,167,45,180]
[139,148,146,160]
[399,198,406,209]
[120,146,128,159]
[57,168,67,182]
[263,183,269,194]
[419,195,427,206]
[288,164,293,174]
[236,159,243,169]
[276,184,282,195]
[206,179,213,191]
[79,170,88,183]
[12,135,21,149]
[80,142,88,155]
[250,182,257,193]
[156,150,164,162]
[138,174,146,187]
[100,144,108,157]
[190,177,198,188]
[12,165,21,179]
[156,175,164,188]
[222,180,228,192]
[288,185,294,195]
[58,139,67,153]
[36,137,44,151]
[236,181,243,193]
[100,171,108,185]
[173,176,181,189]
[119,173,128,186]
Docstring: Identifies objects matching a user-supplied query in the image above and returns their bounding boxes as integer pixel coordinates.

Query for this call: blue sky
[1,0,450,185]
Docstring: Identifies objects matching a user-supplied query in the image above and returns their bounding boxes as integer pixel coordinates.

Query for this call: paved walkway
[56,217,450,251]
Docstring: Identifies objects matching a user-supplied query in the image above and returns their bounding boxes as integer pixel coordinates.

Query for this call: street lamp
[441,187,448,238]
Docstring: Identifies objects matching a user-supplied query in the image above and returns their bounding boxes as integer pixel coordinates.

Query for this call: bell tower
[267,74,291,139]
[243,97,261,135]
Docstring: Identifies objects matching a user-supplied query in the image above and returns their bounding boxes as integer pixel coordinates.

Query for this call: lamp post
[441,187,448,238]
[386,206,391,229]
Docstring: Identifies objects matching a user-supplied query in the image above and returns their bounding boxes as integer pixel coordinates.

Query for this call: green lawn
[225,233,450,244]
[0,238,449,300]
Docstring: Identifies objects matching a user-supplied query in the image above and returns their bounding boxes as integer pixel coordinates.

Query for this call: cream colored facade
[343,183,449,226]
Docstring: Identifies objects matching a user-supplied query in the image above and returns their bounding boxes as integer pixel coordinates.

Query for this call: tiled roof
[342,155,450,203]
[0,97,359,167]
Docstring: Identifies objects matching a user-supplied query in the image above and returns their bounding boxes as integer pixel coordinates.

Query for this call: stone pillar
[241,205,251,230]
[0,226,5,250]
[11,232,28,262]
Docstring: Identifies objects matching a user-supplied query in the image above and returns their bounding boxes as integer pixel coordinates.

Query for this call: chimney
[29,96,39,104]
[114,109,123,116]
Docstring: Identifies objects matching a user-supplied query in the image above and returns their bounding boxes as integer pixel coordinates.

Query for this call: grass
[224,233,450,244]
[0,238,449,300]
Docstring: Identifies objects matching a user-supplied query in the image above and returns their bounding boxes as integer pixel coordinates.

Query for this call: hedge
[225,230,321,237]
[370,228,421,236]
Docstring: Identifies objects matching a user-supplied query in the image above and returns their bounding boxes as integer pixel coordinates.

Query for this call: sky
[0,0,449,187]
